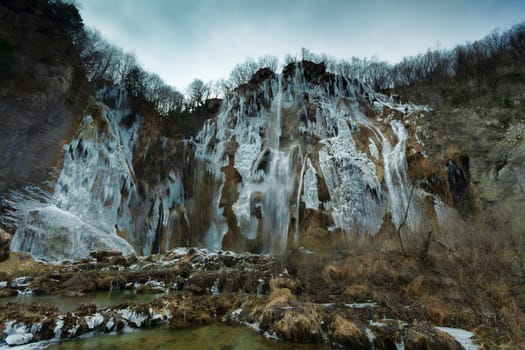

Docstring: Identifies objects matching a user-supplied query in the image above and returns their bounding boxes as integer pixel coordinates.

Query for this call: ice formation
[7,62,441,259]
[192,62,427,253]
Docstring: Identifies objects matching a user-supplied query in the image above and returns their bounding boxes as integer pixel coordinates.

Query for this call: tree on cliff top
[185,79,211,111]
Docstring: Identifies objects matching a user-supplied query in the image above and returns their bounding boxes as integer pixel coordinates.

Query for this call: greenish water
[47,324,329,350]
[0,291,162,312]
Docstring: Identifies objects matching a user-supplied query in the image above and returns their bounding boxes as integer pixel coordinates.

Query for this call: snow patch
[84,313,104,330]
[436,327,478,350]
[344,302,377,308]
[117,308,147,327]
[11,277,30,287]
[4,321,33,346]
[5,333,34,346]
[53,318,64,339]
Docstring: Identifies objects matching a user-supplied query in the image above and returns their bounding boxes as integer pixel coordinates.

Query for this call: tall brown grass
[279,200,525,348]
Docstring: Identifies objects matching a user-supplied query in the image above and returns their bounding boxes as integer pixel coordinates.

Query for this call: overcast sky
[79,0,524,91]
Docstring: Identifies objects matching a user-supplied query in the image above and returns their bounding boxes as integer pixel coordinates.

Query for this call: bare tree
[257,55,279,72]
[229,58,259,86]
[124,66,146,98]
[284,54,298,65]
[216,78,235,99]
[366,58,392,90]
[186,79,211,110]
[397,186,416,257]
[508,23,525,70]
[114,52,137,84]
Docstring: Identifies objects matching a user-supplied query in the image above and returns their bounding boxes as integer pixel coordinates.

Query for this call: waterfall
[9,87,187,260]
[10,87,138,261]
[259,75,294,252]
[192,75,299,253]
[302,157,319,210]
[4,63,439,260]
[260,149,294,252]
[382,119,420,228]
[294,155,308,246]
[192,62,431,252]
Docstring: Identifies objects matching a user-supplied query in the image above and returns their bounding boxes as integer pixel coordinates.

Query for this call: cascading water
[192,62,433,253]
[190,119,228,251]
[4,62,442,260]
[8,87,189,260]
[382,119,420,228]
[193,75,299,253]
[9,87,137,260]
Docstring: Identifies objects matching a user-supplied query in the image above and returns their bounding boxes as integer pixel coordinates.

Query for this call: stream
[47,324,330,350]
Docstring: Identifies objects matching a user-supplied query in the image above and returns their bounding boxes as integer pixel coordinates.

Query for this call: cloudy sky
[79,0,524,91]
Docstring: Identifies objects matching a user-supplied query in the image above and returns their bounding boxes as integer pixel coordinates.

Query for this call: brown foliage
[280,202,525,347]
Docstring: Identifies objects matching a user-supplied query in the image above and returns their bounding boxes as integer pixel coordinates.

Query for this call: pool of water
[0,290,162,312]
[47,324,329,350]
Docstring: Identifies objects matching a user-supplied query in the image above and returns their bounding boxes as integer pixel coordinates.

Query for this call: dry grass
[265,288,296,310]
[269,277,299,294]
[274,303,323,343]
[282,202,525,348]
[0,252,52,278]
[329,315,370,348]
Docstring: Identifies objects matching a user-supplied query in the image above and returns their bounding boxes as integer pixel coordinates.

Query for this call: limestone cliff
[394,80,525,208]
[2,59,484,260]
[0,1,90,193]
[190,62,464,253]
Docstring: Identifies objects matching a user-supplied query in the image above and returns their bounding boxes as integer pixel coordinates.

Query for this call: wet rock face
[0,228,10,262]
[395,79,525,208]
[415,105,525,207]
[192,61,454,253]
[282,60,330,83]
[0,1,88,193]
[7,82,218,257]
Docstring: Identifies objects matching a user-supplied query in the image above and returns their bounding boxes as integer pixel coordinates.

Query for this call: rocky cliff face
[393,83,525,208]
[0,0,492,260]
[5,84,221,261]
[190,62,464,253]
[0,1,89,193]
[6,62,468,260]
[423,106,524,206]
[0,228,10,262]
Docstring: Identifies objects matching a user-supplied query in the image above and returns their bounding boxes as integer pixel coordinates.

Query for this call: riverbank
[0,248,490,349]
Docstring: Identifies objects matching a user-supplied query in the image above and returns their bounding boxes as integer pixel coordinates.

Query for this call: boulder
[89,250,123,262]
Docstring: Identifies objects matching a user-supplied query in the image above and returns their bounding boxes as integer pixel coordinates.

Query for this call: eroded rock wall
[393,82,525,208]
[191,62,458,253]
[0,1,89,193]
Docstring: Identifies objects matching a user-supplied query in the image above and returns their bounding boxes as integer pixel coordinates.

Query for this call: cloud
[79,0,525,90]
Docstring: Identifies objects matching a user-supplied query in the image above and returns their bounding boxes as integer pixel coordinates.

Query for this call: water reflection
[48,324,329,350]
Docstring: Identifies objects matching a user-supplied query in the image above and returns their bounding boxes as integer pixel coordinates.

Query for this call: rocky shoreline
[0,249,477,349]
